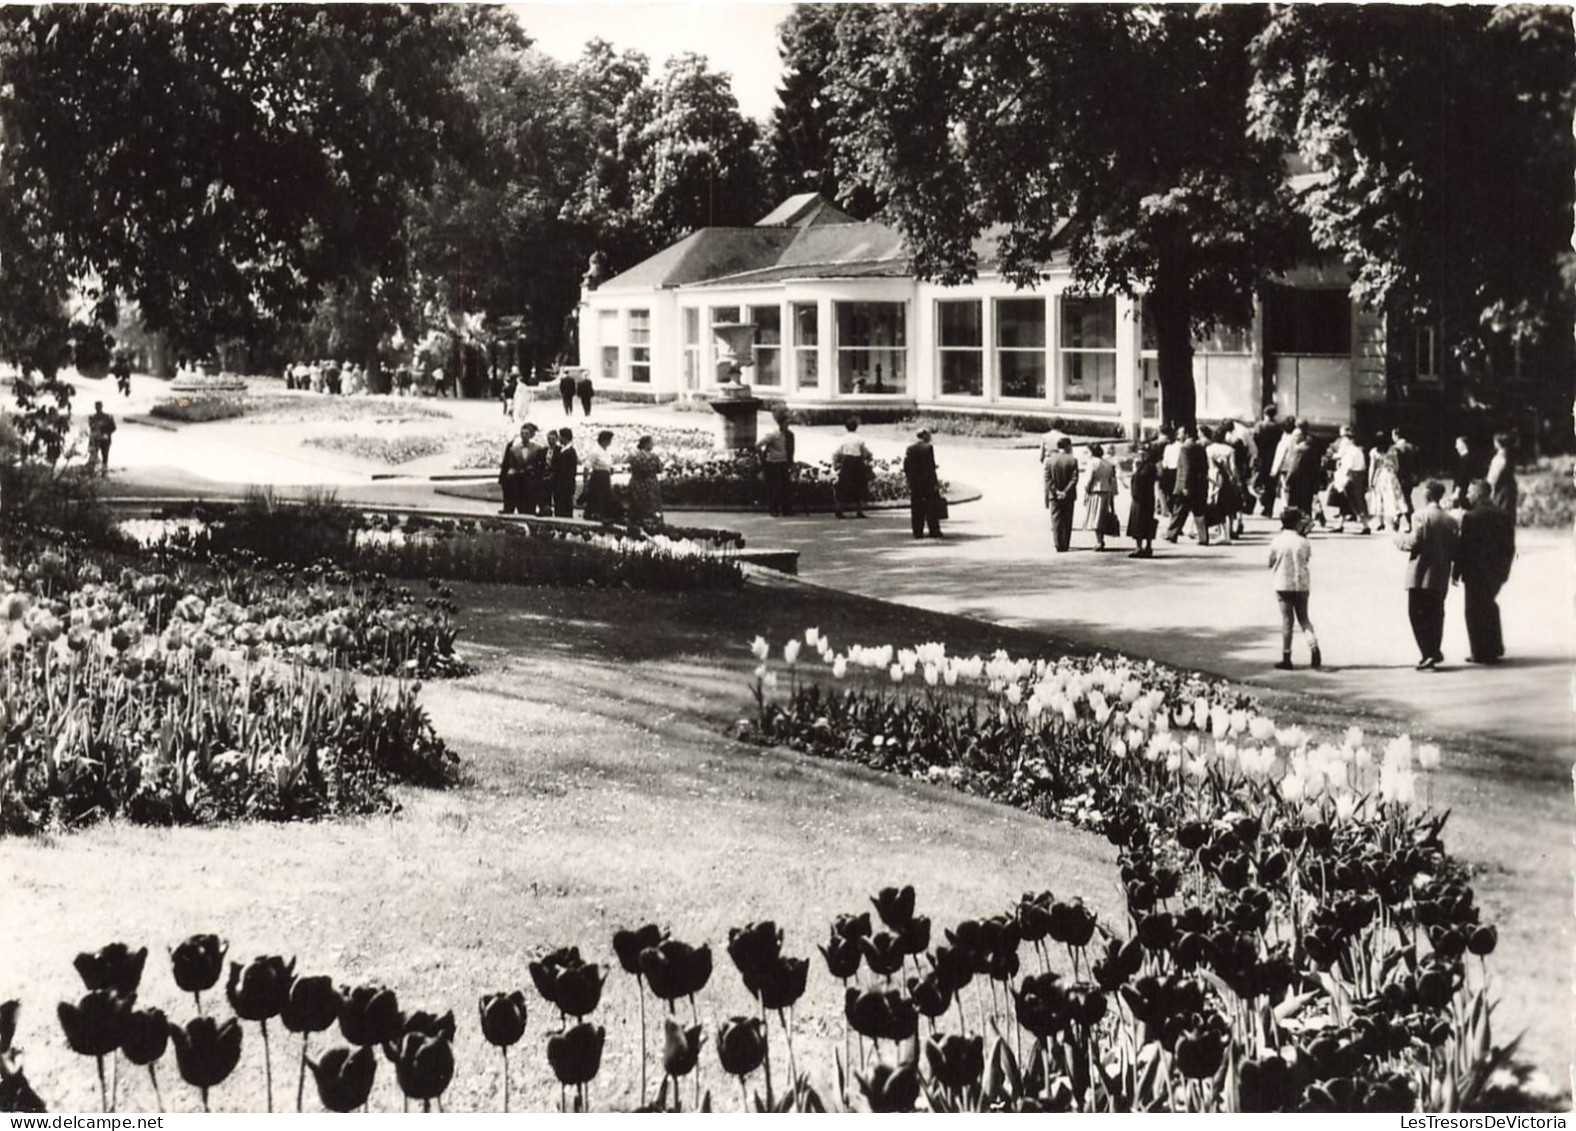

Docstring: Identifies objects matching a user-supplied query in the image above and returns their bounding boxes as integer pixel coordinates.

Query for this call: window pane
[1061,352,1115,403]
[940,351,983,396]
[939,300,982,347]
[629,309,650,343]
[837,349,906,393]
[1061,297,1115,349]
[751,306,781,346]
[836,302,906,348]
[793,303,818,346]
[1266,287,1350,355]
[711,306,740,325]
[996,299,1045,348]
[1000,352,1046,399]
[683,308,699,346]
[796,350,819,387]
[600,346,619,380]
[755,349,781,386]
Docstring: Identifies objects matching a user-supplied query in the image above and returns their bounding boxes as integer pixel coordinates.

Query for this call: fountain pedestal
[707,322,763,450]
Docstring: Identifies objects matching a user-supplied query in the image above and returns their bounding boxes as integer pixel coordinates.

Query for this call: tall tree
[814,3,1294,426]
[1249,5,1576,418]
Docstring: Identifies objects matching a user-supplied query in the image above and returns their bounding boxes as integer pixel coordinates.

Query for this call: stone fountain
[708,322,764,450]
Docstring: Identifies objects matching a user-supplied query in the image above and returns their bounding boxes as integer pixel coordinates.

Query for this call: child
[1268,506,1322,671]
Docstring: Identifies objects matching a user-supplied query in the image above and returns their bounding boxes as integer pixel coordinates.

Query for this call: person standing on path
[757,411,796,516]
[1039,426,1070,507]
[832,417,872,519]
[1454,479,1516,664]
[1252,407,1281,516]
[1157,426,1180,518]
[1368,432,1406,531]
[1270,415,1298,505]
[1084,443,1119,551]
[559,370,577,417]
[625,435,665,532]
[576,372,595,417]
[1125,441,1159,558]
[582,429,615,521]
[1391,427,1419,532]
[1397,479,1460,670]
[1164,426,1208,545]
[551,427,579,518]
[1044,436,1080,552]
[1333,425,1372,534]
[1203,425,1243,542]
[1281,427,1319,521]
[511,370,533,422]
[1486,432,1518,517]
[498,422,537,515]
[87,402,116,477]
[1268,506,1322,671]
[902,428,944,539]
[1452,435,1484,510]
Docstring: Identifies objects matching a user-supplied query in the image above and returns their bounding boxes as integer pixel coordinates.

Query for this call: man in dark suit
[1453,479,1515,663]
[551,427,579,517]
[902,428,943,539]
[1045,436,1080,552]
[559,370,578,417]
[1391,427,1419,532]
[1164,425,1209,545]
[498,423,539,515]
[1251,406,1281,516]
[1397,479,1460,670]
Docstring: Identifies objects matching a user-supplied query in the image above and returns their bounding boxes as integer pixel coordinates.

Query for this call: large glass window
[750,305,782,387]
[682,308,701,390]
[937,300,983,396]
[598,310,619,381]
[627,309,651,383]
[792,302,819,388]
[1060,296,1116,404]
[710,306,742,374]
[995,298,1046,400]
[835,302,907,394]
[1266,286,1350,355]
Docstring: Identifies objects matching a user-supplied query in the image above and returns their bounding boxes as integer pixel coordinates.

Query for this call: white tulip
[833,657,848,679]
[804,627,820,646]
[1418,742,1442,771]
[750,635,770,661]
[783,639,802,665]
[889,663,904,683]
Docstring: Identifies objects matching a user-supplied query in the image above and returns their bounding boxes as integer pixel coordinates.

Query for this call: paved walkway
[73,372,1573,760]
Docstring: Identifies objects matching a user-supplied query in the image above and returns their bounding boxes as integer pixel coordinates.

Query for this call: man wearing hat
[1044,435,1081,552]
[903,428,943,538]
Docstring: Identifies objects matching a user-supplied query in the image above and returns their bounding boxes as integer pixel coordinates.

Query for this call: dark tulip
[168,1016,244,1090]
[871,885,916,931]
[309,1045,376,1112]
[1067,984,1107,1028]
[554,965,606,1020]
[930,944,974,995]
[926,1034,984,1092]
[546,1023,605,1087]
[281,976,340,1035]
[1423,1019,1453,1048]
[1258,851,1290,887]
[339,986,403,1047]
[1238,1054,1294,1112]
[1014,892,1055,943]
[716,1017,766,1079]
[1014,974,1069,1039]
[1173,931,1210,971]
[613,924,666,977]
[1233,814,1261,844]
[661,1018,703,1078]
[897,916,931,956]
[757,955,809,1012]
[1278,825,1306,852]
[1152,867,1181,901]
[58,991,130,1058]
[844,987,917,1043]
[639,940,712,1003]
[0,999,16,1053]
[120,1007,169,1066]
[832,912,872,941]
[1174,1026,1225,1080]
[1304,1076,1359,1111]
[226,956,296,1022]
[727,922,784,994]
[528,947,585,1006]
[74,944,147,996]
[170,935,227,995]
[859,1063,920,1112]
[478,992,528,1049]
[1430,926,1468,961]
[1467,924,1498,957]
[1305,823,1333,852]
[391,1031,454,1101]
[1215,854,1252,892]
[1125,879,1158,913]
[1302,925,1345,970]
[1176,821,1209,852]
[819,936,861,981]
[1092,937,1143,992]
[1137,912,1176,952]
[907,973,952,1019]
[859,932,907,978]
[398,1010,457,1045]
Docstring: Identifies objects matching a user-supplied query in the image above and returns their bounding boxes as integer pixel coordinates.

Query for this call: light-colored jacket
[1268,529,1312,592]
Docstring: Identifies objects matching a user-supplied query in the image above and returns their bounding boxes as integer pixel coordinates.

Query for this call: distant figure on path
[1486,432,1518,517]
[87,402,116,477]
[1391,427,1419,532]
[757,411,796,516]
[1084,442,1119,551]
[1040,427,1070,506]
[582,430,616,521]
[1281,427,1319,520]
[1397,479,1460,671]
[552,427,579,518]
[1451,435,1483,510]
[1368,432,1406,531]
[1164,425,1208,545]
[511,370,533,421]
[903,428,943,539]
[1333,424,1372,534]
[577,372,595,417]
[1157,426,1180,517]
[1203,425,1243,542]
[1252,406,1281,516]
[1125,441,1158,558]
[625,435,664,532]
[1454,479,1515,664]
[498,423,539,515]
[559,370,577,417]
[1268,506,1321,671]
[832,417,872,519]
[1044,436,1080,552]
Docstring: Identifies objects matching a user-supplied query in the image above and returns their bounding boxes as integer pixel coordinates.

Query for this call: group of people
[498,425,664,532]
[283,360,375,396]
[505,369,595,422]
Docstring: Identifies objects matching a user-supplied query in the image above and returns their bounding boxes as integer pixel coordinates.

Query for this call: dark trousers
[579,389,593,416]
[910,491,941,538]
[1255,468,1277,516]
[501,475,529,514]
[1158,469,1177,516]
[1408,589,1447,661]
[1050,495,1076,552]
[553,483,575,517]
[1463,583,1504,662]
[561,388,575,415]
[1166,497,1207,544]
[763,463,792,515]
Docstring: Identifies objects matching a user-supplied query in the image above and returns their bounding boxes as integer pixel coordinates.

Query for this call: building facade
[579,194,1391,433]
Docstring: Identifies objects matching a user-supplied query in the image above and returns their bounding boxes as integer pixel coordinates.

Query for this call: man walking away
[87,402,116,477]
[757,411,796,516]
[1268,507,1321,670]
[1045,436,1080,552]
[577,372,595,417]
[1252,406,1281,516]
[1454,480,1515,664]
[833,418,872,519]
[559,369,577,417]
[1164,425,1208,545]
[1391,427,1418,532]
[903,428,943,538]
[1333,425,1371,534]
[1397,480,1459,670]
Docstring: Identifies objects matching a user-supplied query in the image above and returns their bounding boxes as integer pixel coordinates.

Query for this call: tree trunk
[1151,253,1197,428]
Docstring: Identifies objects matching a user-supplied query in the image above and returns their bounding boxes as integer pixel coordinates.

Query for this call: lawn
[3,574,1565,1111]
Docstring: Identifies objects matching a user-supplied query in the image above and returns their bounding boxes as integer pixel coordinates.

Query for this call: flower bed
[652,452,911,511]
[149,397,248,424]
[1516,457,1573,529]
[301,434,450,465]
[452,423,719,471]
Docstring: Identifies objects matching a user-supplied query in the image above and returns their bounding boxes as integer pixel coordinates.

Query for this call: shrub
[1517,457,1573,529]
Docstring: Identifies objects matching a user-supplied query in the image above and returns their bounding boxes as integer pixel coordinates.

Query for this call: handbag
[1099,508,1121,537]
[936,494,950,521]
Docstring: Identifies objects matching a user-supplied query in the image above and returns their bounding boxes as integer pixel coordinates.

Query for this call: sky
[508,2,795,122]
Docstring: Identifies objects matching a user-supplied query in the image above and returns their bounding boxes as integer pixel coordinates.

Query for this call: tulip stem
[148,1065,164,1113]
[637,981,648,1106]
[110,1050,119,1112]
[501,1047,510,1114]
[193,990,203,1018]
[261,1018,274,1113]
[297,1032,309,1112]
[201,1086,209,1113]
[96,1055,109,1113]
[760,1002,774,1110]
